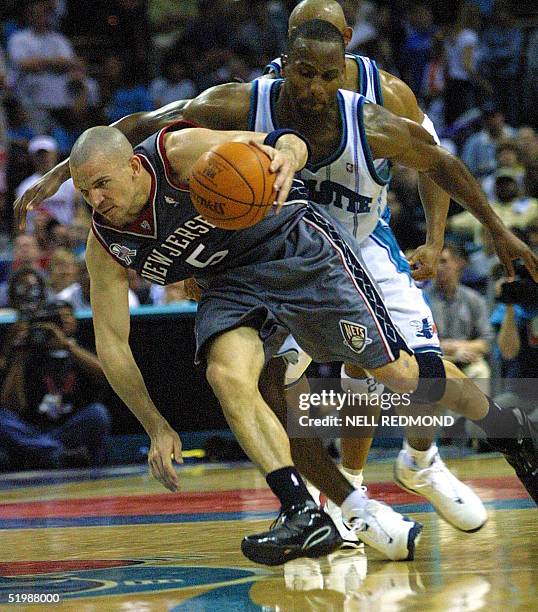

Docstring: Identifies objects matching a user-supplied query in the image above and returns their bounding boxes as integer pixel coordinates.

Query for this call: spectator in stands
[481,140,525,200]
[55,259,89,311]
[48,247,78,299]
[51,77,106,158]
[420,32,446,133]
[149,52,197,108]
[15,135,79,231]
[7,0,79,132]
[525,158,538,200]
[11,233,45,272]
[3,96,36,146]
[492,244,538,417]
[450,169,538,241]
[0,269,110,469]
[516,126,538,166]
[0,234,45,306]
[461,103,516,178]
[523,27,538,129]
[401,3,437,94]
[478,0,523,126]
[105,60,153,123]
[442,3,487,126]
[342,0,378,53]
[426,244,493,392]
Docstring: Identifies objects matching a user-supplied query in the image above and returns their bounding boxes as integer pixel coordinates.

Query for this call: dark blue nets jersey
[91,125,309,285]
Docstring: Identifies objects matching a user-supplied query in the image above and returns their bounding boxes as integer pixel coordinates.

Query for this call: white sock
[340,465,364,489]
[341,488,368,522]
[403,440,437,469]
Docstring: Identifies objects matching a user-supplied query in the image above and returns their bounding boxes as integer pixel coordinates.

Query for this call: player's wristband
[263,129,311,165]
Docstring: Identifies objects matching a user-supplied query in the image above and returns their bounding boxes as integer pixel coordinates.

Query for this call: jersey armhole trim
[263,60,282,77]
[371,59,384,106]
[248,80,259,132]
[353,54,367,95]
[90,221,129,268]
[357,97,390,186]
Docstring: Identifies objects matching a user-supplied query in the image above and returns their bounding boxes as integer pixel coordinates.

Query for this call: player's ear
[343,26,353,46]
[130,154,142,177]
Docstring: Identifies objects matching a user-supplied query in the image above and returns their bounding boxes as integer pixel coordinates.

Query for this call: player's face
[73,156,137,226]
[284,40,345,116]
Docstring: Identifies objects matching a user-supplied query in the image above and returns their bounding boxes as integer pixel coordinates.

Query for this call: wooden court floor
[0,453,536,611]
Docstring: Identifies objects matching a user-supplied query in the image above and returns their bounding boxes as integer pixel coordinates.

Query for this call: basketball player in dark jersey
[72,121,435,562]
[15,15,538,552]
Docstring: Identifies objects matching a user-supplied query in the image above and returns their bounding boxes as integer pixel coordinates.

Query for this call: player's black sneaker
[241,500,343,566]
[487,407,538,505]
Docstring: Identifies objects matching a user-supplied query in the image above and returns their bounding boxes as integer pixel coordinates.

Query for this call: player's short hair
[70,126,132,169]
[288,18,345,54]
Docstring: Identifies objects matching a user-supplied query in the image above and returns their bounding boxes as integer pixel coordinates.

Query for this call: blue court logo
[0,557,267,601]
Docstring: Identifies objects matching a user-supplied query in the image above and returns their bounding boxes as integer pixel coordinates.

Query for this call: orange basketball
[189,141,277,230]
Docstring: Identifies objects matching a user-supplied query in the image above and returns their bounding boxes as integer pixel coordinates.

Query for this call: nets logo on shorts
[339,320,372,353]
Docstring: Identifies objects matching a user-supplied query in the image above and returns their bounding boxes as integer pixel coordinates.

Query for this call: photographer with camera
[0,266,111,470]
[492,235,538,416]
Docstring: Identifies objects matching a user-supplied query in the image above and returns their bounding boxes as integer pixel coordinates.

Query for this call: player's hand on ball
[408,244,442,281]
[148,422,183,492]
[249,141,295,214]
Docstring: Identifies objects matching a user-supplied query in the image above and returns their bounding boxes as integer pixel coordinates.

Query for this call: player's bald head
[70,126,133,172]
[288,18,345,59]
[289,0,347,36]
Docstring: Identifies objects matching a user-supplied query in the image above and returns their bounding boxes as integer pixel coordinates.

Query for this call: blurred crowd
[0,0,536,467]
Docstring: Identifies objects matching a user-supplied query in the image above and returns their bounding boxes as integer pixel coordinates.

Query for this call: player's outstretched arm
[365,103,538,281]
[13,99,191,231]
[380,71,450,280]
[86,232,182,491]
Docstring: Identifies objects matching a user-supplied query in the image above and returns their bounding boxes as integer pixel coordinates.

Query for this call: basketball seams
[190,141,276,229]
[250,144,267,204]
[191,169,269,209]
[211,147,256,203]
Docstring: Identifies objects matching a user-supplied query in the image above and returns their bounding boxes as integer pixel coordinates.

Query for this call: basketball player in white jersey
[260,0,486,542]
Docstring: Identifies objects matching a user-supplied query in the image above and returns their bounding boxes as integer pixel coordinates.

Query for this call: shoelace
[411,455,462,500]
[270,509,286,531]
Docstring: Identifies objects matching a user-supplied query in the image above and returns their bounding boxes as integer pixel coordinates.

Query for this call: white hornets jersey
[249,78,390,243]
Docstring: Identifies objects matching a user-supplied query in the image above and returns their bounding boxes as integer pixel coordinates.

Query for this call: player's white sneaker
[325,497,363,549]
[344,492,423,561]
[394,445,487,532]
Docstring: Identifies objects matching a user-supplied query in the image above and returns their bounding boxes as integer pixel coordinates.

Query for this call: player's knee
[408,352,447,404]
[342,362,368,379]
[371,352,447,403]
[370,352,420,395]
[206,362,256,406]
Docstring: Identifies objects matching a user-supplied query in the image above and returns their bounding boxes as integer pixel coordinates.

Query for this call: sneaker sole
[241,533,343,566]
[356,519,422,561]
[393,470,488,533]
[340,538,364,550]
